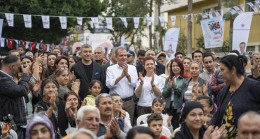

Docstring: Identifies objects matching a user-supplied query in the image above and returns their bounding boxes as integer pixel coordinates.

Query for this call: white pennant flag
[133,17,140,29]
[76,17,83,25]
[1,38,5,47]
[36,43,40,49]
[228,8,237,15]
[23,14,32,28]
[105,17,113,29]
[25,41,29,49]
[202,13,208,18]
[14,40,18,49]
[170,16,176,26]
[46,44,50,52]
[159,16,165,27]
[59,16,67,29]
[247,2,258,13]
[91,17,100,28]
[41,16,50,29]
[121,36,125,47]
[233,6,243,14]
[255,0,260,6]
[209,12,213,18]
[120,17,128,28]
[5,13,14,27]
[146,17,152,26]
[215,11,221,17]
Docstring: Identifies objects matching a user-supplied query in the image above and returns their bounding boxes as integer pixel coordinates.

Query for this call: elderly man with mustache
[95,93,126,139]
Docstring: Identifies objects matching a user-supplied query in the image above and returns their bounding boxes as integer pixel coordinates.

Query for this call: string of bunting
[1,1,260,29]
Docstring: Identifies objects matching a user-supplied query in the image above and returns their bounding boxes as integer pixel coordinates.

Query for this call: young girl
[83,80,102,106]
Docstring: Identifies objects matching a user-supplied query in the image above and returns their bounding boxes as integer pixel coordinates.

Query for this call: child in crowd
[191,84,209,100]
[196,96,216,127]
[147,113,169,139]
[83,80,102,106]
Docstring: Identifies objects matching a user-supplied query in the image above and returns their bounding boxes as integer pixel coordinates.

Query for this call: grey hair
[76,106,100,121]
[95,46,105,53]
[95,93,111,106]
[69,128,97,139]
[115,47,126,56]
[238,111,260,126]
[80,44,92,52]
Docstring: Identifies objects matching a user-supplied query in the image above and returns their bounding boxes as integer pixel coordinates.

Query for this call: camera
[2,114,17,131]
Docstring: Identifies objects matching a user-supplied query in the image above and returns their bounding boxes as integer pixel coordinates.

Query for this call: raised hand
[211,125,226,139]
[139,72,144,83]
[203,82,209,96]
[110,118,120,136]
[30,80,42,96]
[167,78,174,88]
[71,79,80,95]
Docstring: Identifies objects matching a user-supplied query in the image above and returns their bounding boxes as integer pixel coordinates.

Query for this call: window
[247,46,255,52]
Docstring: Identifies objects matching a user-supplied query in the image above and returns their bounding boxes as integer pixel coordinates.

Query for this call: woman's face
[69,58,76,69]
[151,101,164,114]
[66,94,79,109]
[57,59,69,69]
[56,70,69,86]
[43,82,58,101]
[219,63,233,84]
[172,61,181,75]
[190,63,200,77]
[47,55,56,67]
[144,60,155,74]
[183,59,191,69]
[22,58,32,68]
[30,124,51,139]
[185,108,204,130]
[89,82,101,97]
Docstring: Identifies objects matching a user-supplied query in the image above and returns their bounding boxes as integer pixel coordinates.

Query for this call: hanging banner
[59,16,67,29]
[133,17,140,29]
[76,17,83,25]
[120,17,128,28]
[233,6,243,14]
[41,15,50,29]
[232,12,253,55]
[23,14,32,28]
[171,16,176,26]
[228,8,237,15]
[5,13,14,27]
[164,28,180,60]
[208,12,213,18]
[146,17,152,26]
[215,11,221,17]
[0,19,3,39]
[201,16,225,49]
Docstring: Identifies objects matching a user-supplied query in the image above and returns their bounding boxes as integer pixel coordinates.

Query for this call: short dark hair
[54,55,70,68]
[126,126,155,139]
[137,50,146,57]
[203,52,214,62]
[230,50,240,56]
[175,51,184,57]
[64,91,81,109]
[192,50,203,59]
[220,55,247,76]
[240,42,246,45]
[2,55,19,65]
[147,113,163,126]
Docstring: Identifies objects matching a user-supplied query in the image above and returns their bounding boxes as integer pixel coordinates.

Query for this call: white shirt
[135,75,164,107]
[106,64,138,98]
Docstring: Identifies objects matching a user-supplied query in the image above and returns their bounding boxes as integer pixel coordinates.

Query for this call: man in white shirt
[106,47,138,124]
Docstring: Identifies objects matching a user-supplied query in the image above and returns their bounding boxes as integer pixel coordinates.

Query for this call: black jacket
[71,60,106,100]
[0,71,30,126]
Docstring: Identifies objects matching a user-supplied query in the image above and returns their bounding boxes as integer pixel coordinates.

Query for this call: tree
[104,0,149,49]
[177,32,188,54]
[0,0,106,43]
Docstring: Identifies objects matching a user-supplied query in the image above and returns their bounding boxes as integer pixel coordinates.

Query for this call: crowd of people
[0,43,260,139]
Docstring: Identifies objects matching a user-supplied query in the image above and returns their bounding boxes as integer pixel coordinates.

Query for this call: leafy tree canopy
[0,0,106,43]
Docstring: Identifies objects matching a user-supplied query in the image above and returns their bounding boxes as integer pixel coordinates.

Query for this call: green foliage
[177,32,187,54]
[105,0,149,44]
[0,0,106,43]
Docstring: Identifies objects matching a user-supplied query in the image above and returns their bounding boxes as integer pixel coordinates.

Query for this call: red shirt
[160,135,168,139]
